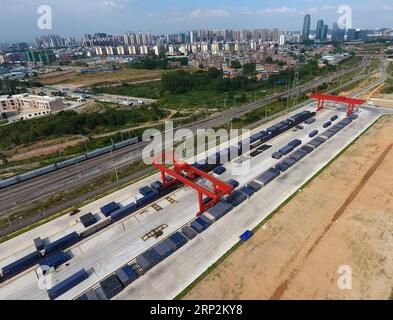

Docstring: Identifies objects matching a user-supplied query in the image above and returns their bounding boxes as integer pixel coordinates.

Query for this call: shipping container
[77,289,99,300]
[199,214,213,227]
[79,218,111,239]
[163,238,178,252]
[309,130,318,138]
[34,237,44,251]
[100,274,123,299]
[207,202,233,220]
[45,232,80,255]
[115,265,138,287]
[226,190,248,207]
[182,226,198,240]
[272,152,283,160]
[80,213,97,228]
[100,202,120,217]
[256,168,280,186]
[168,232,188,249]
[240,230,254,241]
[39,251,69,271]
[136,191,159,208]
[47,269,89,300]
[239,186,254,197]
[246,181,262,192]
[304,118,316,125]
[323,121,332,128]
[139,186,154,196]
[190,220,204,233]
[282,157,297,168]
[110,202,137,222]
[279,145,294,155]
[1,251,42,279]
[213,166,226,175]
[250,150,262,158]
[330,115,338,121]
[288,139,302,148]
[150,181,163,192]
[156,241,175,260]
[226,179,239,189]
[275,163,289,172]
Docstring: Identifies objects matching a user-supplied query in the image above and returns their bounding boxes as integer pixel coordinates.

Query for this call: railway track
[0,61,370,215]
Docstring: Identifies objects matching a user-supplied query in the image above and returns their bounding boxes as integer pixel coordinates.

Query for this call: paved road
[0,60,372,215]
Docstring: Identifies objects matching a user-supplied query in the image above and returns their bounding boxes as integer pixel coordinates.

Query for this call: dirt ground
[184,115,393,300]
[37,68,163,88]
[370,94,393,109]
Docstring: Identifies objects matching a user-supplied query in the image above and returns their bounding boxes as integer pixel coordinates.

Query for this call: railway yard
[0,95,392,299]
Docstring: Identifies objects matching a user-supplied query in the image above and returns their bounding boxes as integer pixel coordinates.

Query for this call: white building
[117,46,125,55]
[0,94,64,121]
[279,34,286,46]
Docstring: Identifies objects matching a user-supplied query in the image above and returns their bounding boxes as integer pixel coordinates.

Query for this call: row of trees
[125,55,188,70]
[0,106,167,149]
[160,57,337,96]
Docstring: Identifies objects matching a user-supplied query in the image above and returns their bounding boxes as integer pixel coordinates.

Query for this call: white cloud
[100,1,124,9]
[206,9,231,17]
[257,6,297,14]
[189,8,231,18]
[190,9,202,18]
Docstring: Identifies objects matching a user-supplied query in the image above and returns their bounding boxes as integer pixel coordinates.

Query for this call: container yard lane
[0,99,391,300]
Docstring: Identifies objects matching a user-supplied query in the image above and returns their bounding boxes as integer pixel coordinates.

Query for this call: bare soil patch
[184,115,393,300]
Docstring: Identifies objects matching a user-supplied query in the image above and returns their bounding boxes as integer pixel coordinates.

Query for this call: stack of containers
[47,269,89,300]
[256,168,280,186]
[44,232,80,255]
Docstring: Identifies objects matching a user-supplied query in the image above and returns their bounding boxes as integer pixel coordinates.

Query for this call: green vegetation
[0,79,43,95]
[124,55,188,70]
[97,57,356,113]
[382,62,393,94]
[0,105,167,149]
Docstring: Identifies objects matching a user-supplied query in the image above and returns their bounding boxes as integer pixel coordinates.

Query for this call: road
[0,60,373,215]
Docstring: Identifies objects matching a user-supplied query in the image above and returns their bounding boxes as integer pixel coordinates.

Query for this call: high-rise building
[279,34,286,46]
[316,20,324,41]
[321,25,329,42]
[332,22,345,42]
[302,14,311,42]
[26,49,56,65]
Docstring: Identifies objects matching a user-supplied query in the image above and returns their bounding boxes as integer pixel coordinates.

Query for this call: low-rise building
[0,94,64,121]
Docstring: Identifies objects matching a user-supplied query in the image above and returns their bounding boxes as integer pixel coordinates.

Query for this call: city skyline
[1,0,393,42]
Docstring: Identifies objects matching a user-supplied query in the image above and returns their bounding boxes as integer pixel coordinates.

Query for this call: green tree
[243,63,256,77]
[231,60,242,69]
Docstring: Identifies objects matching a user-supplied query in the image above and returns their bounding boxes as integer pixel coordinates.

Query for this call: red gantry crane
[152,152,233,216]
[310,93,365,116]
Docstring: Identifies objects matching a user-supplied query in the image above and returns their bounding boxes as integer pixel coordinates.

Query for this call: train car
[18,164,57,182]
[113,137,139,150]
[56,155,87,169]
[85,146,114,159]
[0,176,20,189]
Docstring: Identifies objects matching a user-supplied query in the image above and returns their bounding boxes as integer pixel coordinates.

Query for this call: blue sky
[1,0,392,42]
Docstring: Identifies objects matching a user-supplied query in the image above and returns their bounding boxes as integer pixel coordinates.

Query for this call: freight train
[0,110,318,286]
[0,137,139,189]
